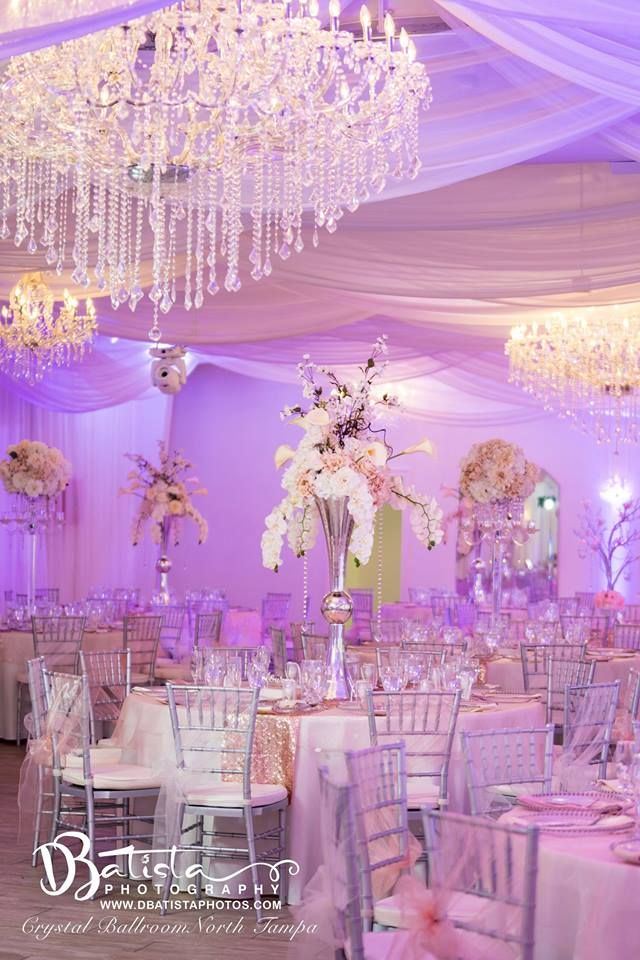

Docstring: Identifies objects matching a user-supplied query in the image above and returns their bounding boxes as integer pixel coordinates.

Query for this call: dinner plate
[610,838,640,864]
[518,791,632,814]
[511,809,634,834]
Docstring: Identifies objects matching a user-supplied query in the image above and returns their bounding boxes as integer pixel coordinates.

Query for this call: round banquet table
[111,691,543,904]
[501,806,640,960]
[0,627,124,740]
[485,649,640,693]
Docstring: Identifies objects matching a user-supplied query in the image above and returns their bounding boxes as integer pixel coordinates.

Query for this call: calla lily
[274,444,296,469]
[365,441,388,466]
[304,406,331,427]
[399,437,436,458]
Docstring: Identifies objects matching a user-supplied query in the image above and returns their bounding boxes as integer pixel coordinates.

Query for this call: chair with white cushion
[194,610,223,648]
[546,657,595,727]
[16,615,85,744]
[80,648,130,743]
[520,642,587,696]
[612,624,640,650]
[422,810,539,960]
[162,683,288,920]
[366,689,461,812]
[151,604,186,659]
[561,680,620,781]
[48,670,160,864]
[461,725,554,817]
[345,742,414,932]
[270,626,287,677]
[123,614,163,685]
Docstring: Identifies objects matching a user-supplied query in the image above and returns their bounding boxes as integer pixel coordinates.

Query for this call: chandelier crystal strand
[0,0,429,331]
[0,273,97,382]
[506,312,640,450]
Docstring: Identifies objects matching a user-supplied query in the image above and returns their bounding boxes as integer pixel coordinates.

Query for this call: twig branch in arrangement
[262,336,444,571]
[119,441,208,547]
[575,498,640,593]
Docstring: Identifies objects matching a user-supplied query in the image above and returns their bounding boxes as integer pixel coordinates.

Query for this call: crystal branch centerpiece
[262,337,444,698]
[0,440,70,612]
[119,443,208,604]
[459,439,538,632]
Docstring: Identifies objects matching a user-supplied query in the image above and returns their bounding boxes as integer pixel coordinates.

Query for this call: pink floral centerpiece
[594,590,625,611]
[459,438,538,505]
[119,442,208,546]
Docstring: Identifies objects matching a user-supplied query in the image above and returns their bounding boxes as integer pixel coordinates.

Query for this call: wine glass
[616,741,636,801]
[345,657,362,699]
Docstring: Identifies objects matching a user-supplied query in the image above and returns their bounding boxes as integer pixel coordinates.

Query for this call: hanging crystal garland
[0,0,430,335]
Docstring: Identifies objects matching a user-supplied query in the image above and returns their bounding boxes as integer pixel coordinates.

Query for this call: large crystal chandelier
[0,0,429,337]
[506,312,640,449]
[0,273,97,382]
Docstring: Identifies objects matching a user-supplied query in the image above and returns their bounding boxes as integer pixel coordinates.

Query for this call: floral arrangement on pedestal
[261,336,443,571]
[575,497,640,598]
[119,442,208,546]
[459,438,538,505]
[0,440,71,498]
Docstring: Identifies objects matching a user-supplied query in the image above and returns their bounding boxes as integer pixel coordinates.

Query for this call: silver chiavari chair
[163,684,288,920]
[546,657,596,727]
[270,625,287,678]
[345,742,412,932]
[422,810,539,960]
[123,614,163,685]
[623,667,640,725]
[151,604,186,658]
[26,656,51,865]
[612,623,640,650]
[622,604,640,624]
[79,649,131,743]
[35,587,60,604]
[462,725,555,817]
[562,680,620,780]
[289,621,314,663]
[16,615,86,744]
[351,588,374,639]
[520,642,587,695]
[194,610,223,648]
[48,670,160,865]
[261,591,291,639]
[366,689,461,812]
[407,587,431,605]
[302,633,330,661]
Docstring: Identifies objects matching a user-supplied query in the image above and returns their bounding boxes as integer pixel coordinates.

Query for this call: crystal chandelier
[506,312,640,449]
[0,273,97,382]
[0,0,430,337]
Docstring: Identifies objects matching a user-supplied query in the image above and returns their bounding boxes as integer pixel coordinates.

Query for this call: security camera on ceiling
[149,345,188,395]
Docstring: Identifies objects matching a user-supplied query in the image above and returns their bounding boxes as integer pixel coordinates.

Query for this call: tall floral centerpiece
[119,443,208,604]
[262,337,444,698]
[0,440,70,612]
[459,439,538,630]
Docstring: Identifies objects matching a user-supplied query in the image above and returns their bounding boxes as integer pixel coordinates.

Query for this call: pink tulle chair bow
[392,874,460,960]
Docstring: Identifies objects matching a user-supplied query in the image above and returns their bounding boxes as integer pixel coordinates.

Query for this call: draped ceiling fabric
[0,0,639,422]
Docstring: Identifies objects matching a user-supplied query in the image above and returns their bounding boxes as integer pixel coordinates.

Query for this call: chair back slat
[124,615,163,684]
[462,724,554,816]
[32,616,85,674]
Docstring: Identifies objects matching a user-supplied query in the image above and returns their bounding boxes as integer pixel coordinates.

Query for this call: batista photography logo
[21,831,319,944]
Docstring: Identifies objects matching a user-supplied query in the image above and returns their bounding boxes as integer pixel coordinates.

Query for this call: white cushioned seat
[406,780,441,808]
[96,737,119,749]
[62,762,160,790]
[374,889,486,930]
[65,746,123,767]
[185,781,288,808]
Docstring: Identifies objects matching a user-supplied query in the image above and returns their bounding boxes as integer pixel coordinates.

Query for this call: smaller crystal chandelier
[506,311,640,450]
[0,272,97,383]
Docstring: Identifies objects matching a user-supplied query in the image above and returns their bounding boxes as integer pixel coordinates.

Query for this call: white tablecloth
[486,651,640,692]
[0,628,124,740]
[113,692,543,903]
[502,809,640,960]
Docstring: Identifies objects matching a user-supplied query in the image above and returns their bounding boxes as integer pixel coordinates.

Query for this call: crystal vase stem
[490,533,504,631]
[156,518,173,605]
[315,496,354,700]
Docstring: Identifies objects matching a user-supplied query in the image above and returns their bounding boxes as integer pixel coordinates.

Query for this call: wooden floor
[0,742,328,960]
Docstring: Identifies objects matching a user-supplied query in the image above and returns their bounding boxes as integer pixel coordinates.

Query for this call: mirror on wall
[455,470,559,604]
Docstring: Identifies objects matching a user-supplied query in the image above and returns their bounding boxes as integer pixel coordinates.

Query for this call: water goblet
[355,679,373,711]
[615,740,636,801]
[345,656,361,699]
[191,647,206,684]
[380,666,404,693]
[247,657,267,689]
[224,654,242,687]
[285,661,301,683]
